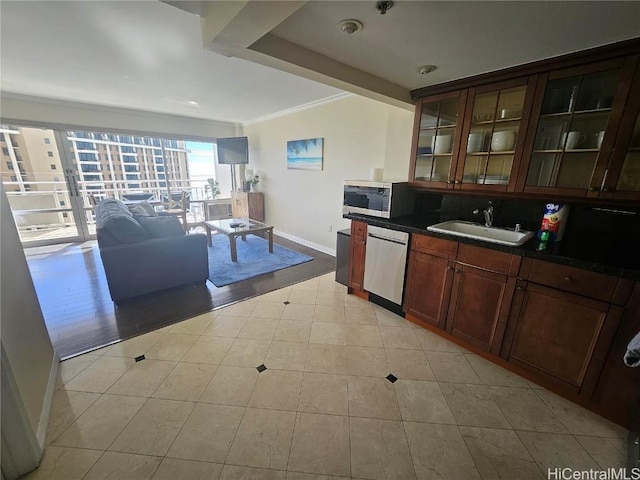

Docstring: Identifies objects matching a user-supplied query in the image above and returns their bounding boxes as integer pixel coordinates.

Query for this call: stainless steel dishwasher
[363,225,409,305]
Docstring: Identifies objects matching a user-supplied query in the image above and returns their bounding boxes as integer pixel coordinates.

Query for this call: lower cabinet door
[445,263,515,354]
[349,238,366,292]
[403,250,454,329]
[506,283,620,393]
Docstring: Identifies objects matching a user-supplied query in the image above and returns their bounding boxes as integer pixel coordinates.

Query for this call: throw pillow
[137,216,185,238]
[128,201,158,217]
[103,216,149,243]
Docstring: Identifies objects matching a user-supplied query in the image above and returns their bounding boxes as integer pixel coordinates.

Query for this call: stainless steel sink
[426,220,535,247]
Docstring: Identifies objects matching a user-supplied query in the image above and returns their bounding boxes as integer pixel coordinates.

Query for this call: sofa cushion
[96,198,149,243]
[137,216,185,238]
[128,201,158,217]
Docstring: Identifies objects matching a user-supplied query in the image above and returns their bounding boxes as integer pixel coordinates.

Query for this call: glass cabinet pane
[616,114,640,192]
[462,85,525,186]
[527,69,619,189]
[414,97,459,182]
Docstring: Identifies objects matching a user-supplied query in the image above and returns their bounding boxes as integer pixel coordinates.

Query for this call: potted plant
[247,174,260,192]
[204,178,220,199]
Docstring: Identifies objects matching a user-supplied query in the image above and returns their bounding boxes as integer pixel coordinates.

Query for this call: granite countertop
[344,213,640,281]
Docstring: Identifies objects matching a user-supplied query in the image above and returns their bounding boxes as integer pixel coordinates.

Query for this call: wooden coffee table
[204,218,274,262]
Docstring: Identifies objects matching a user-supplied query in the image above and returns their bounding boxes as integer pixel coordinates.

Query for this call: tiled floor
[26,273,629,480]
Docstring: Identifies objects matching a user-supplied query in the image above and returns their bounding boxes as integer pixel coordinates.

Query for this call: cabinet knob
[588,186,598,192]
[454,180,461,184]
[602,187,612,192]
[455,269,462,273]
[516,286,525,291]
[447,266,454,271]
[564,276,572,282]
[447,180,454,184]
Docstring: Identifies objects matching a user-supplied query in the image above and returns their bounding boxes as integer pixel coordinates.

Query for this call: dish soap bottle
[538,203,570,244]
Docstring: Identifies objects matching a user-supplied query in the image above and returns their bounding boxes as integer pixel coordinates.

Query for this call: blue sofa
[95,199,209,303]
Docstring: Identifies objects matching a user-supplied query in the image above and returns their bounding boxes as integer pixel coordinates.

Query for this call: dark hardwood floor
[25,235,336,360]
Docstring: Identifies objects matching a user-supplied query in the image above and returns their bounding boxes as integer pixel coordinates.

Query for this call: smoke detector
[338,19,363,35]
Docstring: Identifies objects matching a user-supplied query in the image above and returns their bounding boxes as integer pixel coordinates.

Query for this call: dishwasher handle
[367,232,407,246]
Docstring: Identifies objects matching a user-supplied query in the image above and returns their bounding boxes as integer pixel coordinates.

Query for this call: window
[76,141,95,150]
[6,162,13,170]
[60,200,65,206]
[2,147,9,155]
[44,138,51,144]
[10,175,17,181]
[50,164,57,170]
[47,151,54,157]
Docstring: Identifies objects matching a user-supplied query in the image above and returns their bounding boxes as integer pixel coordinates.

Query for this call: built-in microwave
[343,181,415,219]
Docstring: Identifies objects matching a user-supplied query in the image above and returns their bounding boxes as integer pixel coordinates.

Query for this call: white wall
[0,183,58,448]
[0,93,238,140]
[243,95,414,252]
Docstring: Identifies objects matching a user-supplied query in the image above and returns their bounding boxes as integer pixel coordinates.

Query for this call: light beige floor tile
[317,277,345,293]
[217,300,258,317]
[348,376,401,420]
[288,413,350,477]
[517,431,600,471]
[344,305,378,325]
[575,435,627,468]
[404,422,481,480]
[464,353,530,388]
[310,322,346,345]
[260,287,292,303]
[487,386,567,433]
[379,326,421,350]
[395,379,455,424]
[204,315,248,337]
[440,383,511,428]
[350,417,416,480]
[102,331,165,358]
[107,359,176,397]
[151,458,223,480]
[238,318,279,340]
[273,320,312,343]
[375,308,410,327]
[110,398,195,456]
[168,313,215,335]
[316,291,346,308]
[167,403,244,463]
[304,344,347,374]
[222,338,271,367]
[413,328,463,353]
[459,426,543,480]
[425,351,483,384]
[288,289,318,305]
[84,451,162,480]
[152,363,217,402]
[344,293,373,307]
[252,301,286,319]
[46,390,101,444]
[346,346,389,377]
[346,324,383,347]
[57,354,100,385]
[145,333,198,361]
[52,394,146,450]
[264,341,308,371]
[292,278,320,291]
[535,389,628,438]
[221,465,286,479]
[181,336,235,364]
[384,348,435,381]
[20,446,102,480]
[63,355,134,393]
[282,303,316,321]
[286,473,348,480]
[313,305,345,323]
[298,372,349,416]
[200,365,258,406]
[227,408,296,470]
[248,369,303,411]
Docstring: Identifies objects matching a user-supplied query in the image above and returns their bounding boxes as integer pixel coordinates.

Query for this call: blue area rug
[208,233,313,286]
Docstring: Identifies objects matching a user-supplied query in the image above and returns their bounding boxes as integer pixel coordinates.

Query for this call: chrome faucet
[473,201,494,227]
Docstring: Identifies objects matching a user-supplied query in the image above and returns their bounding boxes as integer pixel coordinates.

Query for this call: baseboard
[274,230,336,257]
[36,351,60,449]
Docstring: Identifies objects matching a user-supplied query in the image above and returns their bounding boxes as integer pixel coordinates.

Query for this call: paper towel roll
[370,168,383,182]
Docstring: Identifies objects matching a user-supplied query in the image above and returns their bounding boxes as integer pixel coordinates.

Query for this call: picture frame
[287,138,323,171]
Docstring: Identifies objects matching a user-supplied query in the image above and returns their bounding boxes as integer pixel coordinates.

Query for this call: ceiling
[2,1,639,125]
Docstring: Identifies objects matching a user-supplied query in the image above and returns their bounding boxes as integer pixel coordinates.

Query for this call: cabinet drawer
[528,260,618,302]
[456,244,521,276]
[351,221,367,241]
[411,234,457,258]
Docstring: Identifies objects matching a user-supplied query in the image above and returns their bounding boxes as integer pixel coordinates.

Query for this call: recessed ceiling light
[418,65,437,75]
[338,19,363,35]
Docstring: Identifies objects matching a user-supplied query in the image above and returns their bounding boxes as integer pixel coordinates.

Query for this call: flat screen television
[216,136,249,165]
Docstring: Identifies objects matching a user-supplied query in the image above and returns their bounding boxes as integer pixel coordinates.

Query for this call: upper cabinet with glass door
[454,79,535,192]
[517,58,637,198]
[410,91,466,188]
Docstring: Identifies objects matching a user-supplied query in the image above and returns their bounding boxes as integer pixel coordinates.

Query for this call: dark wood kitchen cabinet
[348,220,367,293]
[502,259,631,396]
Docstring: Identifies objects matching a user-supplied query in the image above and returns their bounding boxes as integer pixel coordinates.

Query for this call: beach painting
[287,138,323,171]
